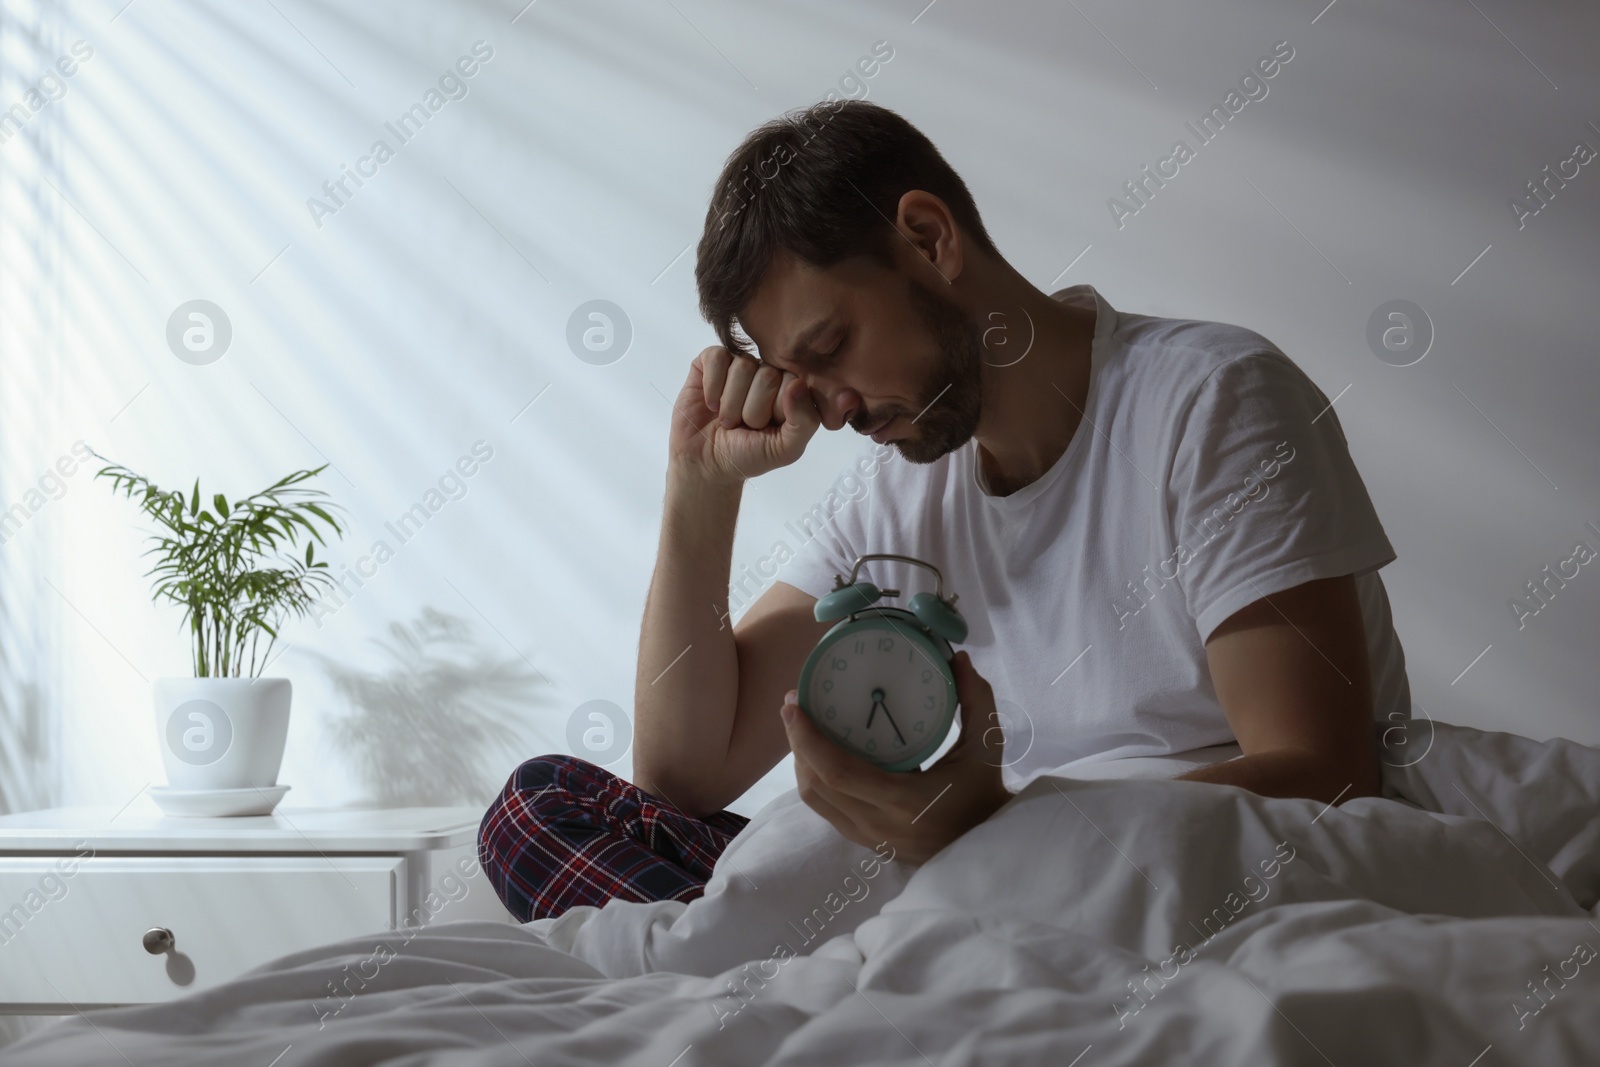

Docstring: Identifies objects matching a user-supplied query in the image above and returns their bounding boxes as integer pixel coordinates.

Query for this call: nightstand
[0,804,513,1014]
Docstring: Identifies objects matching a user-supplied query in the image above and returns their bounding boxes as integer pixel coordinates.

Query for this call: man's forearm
[631,465,744,809]
[1175,748,1380,805]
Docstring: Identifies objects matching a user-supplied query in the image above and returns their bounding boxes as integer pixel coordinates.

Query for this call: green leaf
[98,456,349,677]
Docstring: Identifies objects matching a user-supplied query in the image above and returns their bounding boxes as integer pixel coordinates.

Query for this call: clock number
[878,636,894,652]
[832,657,848,672]
[825,705,837,719]
[925,695,936,709]
[914,721,925,733]
[920,669,932,683]
[865,739,878,753]
[822,679,833,693]
[854,639,865,654]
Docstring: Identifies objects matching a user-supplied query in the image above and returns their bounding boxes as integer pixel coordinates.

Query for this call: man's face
[739,249,985,464]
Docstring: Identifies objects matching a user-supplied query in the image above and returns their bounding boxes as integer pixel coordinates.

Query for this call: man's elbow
[630,761,721,819]
[629,755,673,806]
[1311,741,1381,805]
[1344,748,1383,802]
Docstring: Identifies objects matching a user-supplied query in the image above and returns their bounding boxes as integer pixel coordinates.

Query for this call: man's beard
[884,276,985,464]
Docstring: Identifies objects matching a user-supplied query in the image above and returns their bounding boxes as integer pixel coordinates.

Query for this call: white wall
[1,0,1595,822]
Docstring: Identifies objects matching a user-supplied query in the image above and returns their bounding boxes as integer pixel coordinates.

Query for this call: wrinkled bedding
[5,720,1598,1066]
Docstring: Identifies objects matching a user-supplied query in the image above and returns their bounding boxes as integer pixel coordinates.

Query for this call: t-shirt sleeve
[1166,350,1395,642]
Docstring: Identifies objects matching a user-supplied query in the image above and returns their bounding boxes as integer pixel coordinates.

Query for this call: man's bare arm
[1177,574,1381,805]
[631,346,822,816]
[631,465,745,814]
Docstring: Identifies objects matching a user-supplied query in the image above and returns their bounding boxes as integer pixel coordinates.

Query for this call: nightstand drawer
[0,855,403,1008]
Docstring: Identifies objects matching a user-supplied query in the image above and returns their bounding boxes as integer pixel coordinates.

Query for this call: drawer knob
[142,927,175,954]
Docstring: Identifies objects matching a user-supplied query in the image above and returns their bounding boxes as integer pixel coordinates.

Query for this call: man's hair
[695,99,999,360]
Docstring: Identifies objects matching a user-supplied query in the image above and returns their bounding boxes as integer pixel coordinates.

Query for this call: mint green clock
[798,554,969,772]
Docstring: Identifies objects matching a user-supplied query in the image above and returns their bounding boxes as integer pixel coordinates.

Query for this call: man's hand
[780,650,1013,867]
[669,346,821,487]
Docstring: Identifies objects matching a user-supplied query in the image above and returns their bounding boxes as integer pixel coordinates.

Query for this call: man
[479,100,1410,923]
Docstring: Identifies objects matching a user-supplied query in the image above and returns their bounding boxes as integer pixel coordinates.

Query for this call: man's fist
[668,346,821,485]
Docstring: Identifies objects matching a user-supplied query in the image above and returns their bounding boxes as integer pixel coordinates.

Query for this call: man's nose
[815,382,861,433]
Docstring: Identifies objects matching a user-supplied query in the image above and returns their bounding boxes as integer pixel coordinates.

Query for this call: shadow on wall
[0,680,55,817]
[303,607,547,808]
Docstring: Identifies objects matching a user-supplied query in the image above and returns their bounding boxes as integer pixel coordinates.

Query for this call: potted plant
[93,451,344,815]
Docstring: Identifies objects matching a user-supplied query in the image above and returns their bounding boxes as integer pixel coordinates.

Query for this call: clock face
[799,611,957,771]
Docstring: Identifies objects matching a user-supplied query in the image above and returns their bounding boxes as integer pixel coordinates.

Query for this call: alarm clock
[797,553,969,772]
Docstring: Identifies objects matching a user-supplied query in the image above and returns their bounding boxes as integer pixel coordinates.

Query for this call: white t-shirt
[776,283,1412,793]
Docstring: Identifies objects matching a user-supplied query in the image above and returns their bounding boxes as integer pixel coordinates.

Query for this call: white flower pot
[152,677,292,791]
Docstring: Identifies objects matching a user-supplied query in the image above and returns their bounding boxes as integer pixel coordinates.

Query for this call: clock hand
[880,704,907,745]
[869,687,906,745]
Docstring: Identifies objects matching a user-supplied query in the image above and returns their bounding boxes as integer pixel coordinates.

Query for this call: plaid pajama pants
[478,754,752,923]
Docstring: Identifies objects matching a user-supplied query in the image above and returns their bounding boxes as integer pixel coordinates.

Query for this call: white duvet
[6,720,1599,1066]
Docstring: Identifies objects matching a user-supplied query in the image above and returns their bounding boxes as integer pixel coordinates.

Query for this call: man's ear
[893,189,963,285]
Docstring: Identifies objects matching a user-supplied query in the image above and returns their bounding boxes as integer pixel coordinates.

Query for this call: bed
[4,719,1597,1066]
